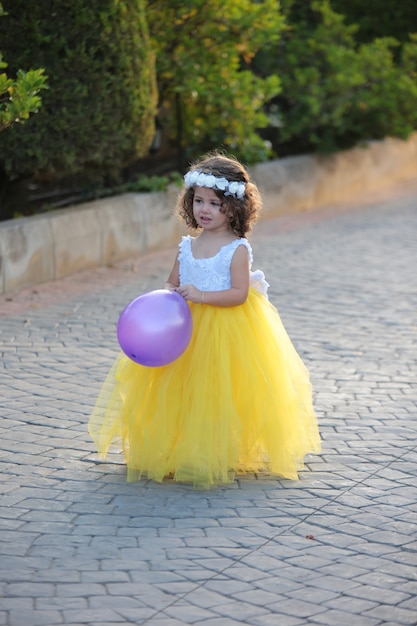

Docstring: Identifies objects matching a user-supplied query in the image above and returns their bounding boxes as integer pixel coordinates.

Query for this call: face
[192,186,229,232]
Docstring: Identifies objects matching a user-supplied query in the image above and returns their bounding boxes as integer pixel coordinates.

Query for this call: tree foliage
[0,4,47,132]
[331,0,417,45]
[262,0,417,155]
[147,0,283,165]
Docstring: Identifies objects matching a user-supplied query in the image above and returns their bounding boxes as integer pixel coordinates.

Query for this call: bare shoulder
[231,242,250,265]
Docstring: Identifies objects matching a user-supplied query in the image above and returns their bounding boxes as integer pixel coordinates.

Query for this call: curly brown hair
[177,152,262,238]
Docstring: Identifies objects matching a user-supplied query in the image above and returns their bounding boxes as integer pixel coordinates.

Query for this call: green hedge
[259,0,417,156]
[0,0,157,183]
[332,0,417,45]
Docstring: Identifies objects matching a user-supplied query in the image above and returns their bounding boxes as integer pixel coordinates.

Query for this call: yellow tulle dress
[89,236,320,488]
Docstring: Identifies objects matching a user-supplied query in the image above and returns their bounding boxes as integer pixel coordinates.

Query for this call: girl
[89,153,320,488]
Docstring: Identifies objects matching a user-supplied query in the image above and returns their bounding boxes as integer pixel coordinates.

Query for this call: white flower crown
[184,170,246,200]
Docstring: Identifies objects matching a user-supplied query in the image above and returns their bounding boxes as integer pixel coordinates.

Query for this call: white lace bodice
[178,235,269,295]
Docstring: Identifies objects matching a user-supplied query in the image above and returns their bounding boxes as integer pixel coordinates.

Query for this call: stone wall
[1,134,417,294]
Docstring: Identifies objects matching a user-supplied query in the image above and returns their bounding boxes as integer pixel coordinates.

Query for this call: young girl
[89,153,320,488]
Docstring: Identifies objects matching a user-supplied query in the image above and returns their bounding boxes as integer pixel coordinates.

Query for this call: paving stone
[363,605,417,625]
[163,604,220,622]
[267,597,327,618]
[309,609,381,626]
[206,599,270,621]
[8,610,62,626]
[196,617,255,626]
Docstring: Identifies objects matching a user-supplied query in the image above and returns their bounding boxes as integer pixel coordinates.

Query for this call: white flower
[184,171,197,187]
[250,270,270,297]
[214,177,228,191]
[196,172,208,187]
[228,182,239,197]
[236,182,245,199]
[204,175,216,188]
[189,170,201,185]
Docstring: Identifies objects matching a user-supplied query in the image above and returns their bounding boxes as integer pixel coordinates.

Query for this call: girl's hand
[176,284,203,303]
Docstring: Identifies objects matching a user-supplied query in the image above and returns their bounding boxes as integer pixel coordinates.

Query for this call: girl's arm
[177,245,250,307]
[164,255,180,290]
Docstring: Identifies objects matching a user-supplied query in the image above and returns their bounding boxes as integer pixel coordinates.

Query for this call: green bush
[261,0,417,155]
[0,0,157,183]
[0,3,48,132]
[0,67,47,132]
[331,0,417,45]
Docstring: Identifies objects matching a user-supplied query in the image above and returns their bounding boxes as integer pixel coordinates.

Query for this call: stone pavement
[0,182,416,626]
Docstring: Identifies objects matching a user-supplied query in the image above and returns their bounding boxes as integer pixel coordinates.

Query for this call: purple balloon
[117,289,192,367]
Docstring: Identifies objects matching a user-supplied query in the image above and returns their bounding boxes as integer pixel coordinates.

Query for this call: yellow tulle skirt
[89,288,320,488]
